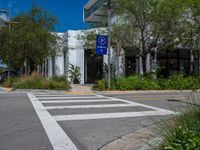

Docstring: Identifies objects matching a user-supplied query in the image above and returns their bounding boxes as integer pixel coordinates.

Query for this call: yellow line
[64,91,95,95]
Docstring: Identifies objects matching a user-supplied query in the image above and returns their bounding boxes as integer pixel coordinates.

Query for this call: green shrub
[110,76,160,90]
[162,126,200,150]
[6,73,71,90]
[161,107,200,150]
[94,72,200,91]
[50,76,68,83]
[2,77,19,87]
[94,80,107,90]
[158,73,200,90]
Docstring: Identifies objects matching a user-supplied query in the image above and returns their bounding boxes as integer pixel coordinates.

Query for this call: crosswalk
[27,92,177,150]
[33,93,177,121]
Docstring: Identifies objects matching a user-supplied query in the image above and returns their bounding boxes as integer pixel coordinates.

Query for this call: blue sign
[96,35,108,55]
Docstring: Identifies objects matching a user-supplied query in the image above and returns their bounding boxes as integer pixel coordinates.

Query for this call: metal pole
[107,0,111,88]
[8,22,11,79]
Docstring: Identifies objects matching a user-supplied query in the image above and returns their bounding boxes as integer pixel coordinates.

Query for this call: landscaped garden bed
[2,73,70,90]
[93,73,200,91]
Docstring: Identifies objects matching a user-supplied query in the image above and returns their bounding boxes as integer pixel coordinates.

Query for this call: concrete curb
[94,90,196,96]
[12,89,95,95]
[1,87,13,92]
[99,125,163,150]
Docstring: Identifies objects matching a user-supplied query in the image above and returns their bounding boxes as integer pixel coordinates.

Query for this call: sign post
[96,35,108,55]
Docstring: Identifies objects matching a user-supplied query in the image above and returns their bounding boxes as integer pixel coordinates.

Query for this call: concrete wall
[45,31,85,84]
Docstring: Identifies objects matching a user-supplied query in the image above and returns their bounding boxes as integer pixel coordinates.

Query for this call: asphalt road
[0,93,53,150]
[0,91,194,150]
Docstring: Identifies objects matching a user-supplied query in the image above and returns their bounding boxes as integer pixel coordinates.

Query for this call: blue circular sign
[98,36,106,46]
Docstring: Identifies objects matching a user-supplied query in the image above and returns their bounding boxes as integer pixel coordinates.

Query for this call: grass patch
[3,73,70,90]
[159,93,200,150]
[144,92,200,150]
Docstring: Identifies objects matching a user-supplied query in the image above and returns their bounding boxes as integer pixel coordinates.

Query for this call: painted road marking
[35,94,95,97]
[97,95,177,113]
[54,110,177,121]
[45,104,134,110]
[38,96,100,100]
[27,93,78,150]
[41,99,115,103]
[33,93,178,122]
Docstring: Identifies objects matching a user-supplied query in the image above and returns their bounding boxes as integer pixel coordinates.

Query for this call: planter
[73,78,79,84]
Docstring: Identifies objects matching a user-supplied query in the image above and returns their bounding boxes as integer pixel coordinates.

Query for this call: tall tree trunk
[140,29,146,74]
[24,59,27,76]
[199,49,200,74]
[116,40,122,78]
[154,47,157,70]
[142,55,146,74]
[139,55,144,75]
[146,52,151,73]
[151,47,158,79]
[190,49,194,74]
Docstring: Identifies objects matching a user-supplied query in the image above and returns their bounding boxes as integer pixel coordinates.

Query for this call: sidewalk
[0,87,13,92]
[64,84,95,95]
[99,125,163,150]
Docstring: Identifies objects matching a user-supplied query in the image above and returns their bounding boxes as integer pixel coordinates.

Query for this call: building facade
[83,0,200,76]
[42,0,200,84]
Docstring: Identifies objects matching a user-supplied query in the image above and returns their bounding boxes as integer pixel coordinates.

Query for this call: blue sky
[0,0,89,32]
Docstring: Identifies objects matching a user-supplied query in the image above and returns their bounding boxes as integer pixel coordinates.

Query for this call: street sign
[96,35,108,55]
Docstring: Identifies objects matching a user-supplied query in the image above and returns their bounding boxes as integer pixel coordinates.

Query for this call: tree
[78,22,106,51]
[0,4,59,74]
[114,0,185,74]
[176,0,200,73]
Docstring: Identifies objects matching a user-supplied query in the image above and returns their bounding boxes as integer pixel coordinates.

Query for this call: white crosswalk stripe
[41,99,114,103]
[45,104,134,110]
[34,93,178,121]
[38,96,99,100]
[54,110,176,121]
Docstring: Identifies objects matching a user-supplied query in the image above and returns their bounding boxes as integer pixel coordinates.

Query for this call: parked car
[0,70,19,84]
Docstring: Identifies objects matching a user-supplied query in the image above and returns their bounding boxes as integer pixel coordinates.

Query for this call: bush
[95,75,160,90]
[2,77,19,87]
[94,72,200,91]
[93,80,107,90]
[160,106,200,150]
[13,73,44,89]
[162,126,200,150]
[3,73,71,90]
[158,73,200,90]
[50,76,68,83]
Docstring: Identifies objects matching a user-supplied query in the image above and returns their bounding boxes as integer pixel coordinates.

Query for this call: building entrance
[84,50,103,83]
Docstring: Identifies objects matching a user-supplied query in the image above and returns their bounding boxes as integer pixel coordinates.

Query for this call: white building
[43,26,125,84]
[41,0,127,84]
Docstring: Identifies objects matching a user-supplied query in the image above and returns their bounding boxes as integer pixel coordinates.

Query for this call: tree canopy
[0,4,59,73]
